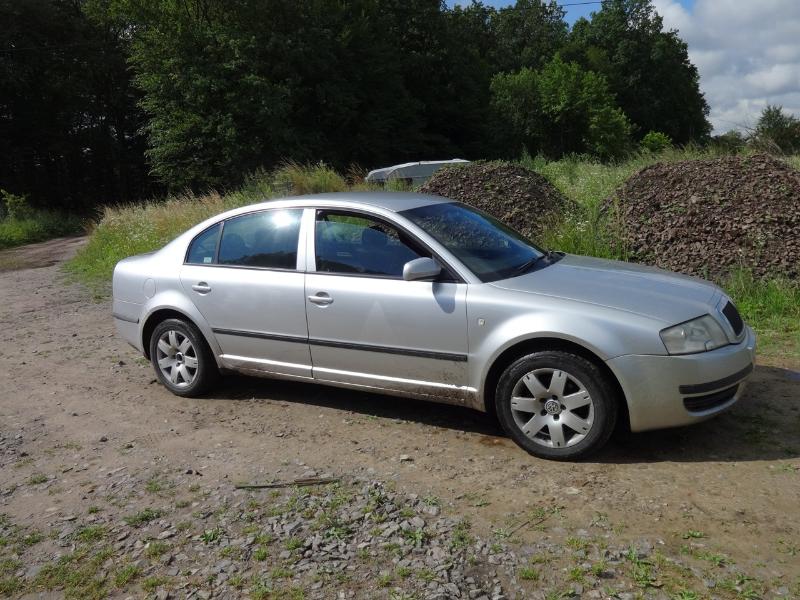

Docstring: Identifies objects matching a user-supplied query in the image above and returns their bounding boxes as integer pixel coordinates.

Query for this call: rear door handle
[192,282,212,294]
[308,292,333,306]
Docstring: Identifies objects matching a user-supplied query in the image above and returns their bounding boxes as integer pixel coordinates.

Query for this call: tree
[563,0,710,144]
[752,105,800,154]
[0,0,153,210]
[491,56,631,159]
[489,0,568,73]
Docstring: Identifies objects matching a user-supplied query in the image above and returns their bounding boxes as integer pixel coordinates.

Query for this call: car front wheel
[495,351,617,460]
[149,318,218,397]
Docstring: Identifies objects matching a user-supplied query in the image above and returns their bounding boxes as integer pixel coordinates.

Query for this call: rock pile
[609,154,800,279]
[419,161,573,239]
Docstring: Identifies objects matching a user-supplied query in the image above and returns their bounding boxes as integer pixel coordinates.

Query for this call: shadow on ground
[209,364,800,464]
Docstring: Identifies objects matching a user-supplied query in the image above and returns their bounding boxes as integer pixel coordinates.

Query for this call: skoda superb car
[112,193,756,459]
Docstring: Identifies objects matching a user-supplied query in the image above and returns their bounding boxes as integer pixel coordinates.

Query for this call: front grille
[722,301,744,336]
[683,384,738,412]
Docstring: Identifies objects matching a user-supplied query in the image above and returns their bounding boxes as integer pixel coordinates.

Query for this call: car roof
[179,192,456,247]
[273,191,453,212]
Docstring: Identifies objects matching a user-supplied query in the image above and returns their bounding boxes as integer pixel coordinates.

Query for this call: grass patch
[74,525,107,543]
[144,541,170,559]
[113,564,140,587]
[34,546,115,600]
[28,473,48,485]
[123,508,163,527]
[0,210,84,250]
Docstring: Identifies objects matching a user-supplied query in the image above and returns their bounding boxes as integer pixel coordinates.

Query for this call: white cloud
[653,0,800,133]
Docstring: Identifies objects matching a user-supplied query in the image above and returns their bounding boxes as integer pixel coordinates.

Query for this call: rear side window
[186,223,221,265]
[218,209,302,269]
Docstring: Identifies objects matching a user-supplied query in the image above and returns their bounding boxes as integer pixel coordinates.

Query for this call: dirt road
[1,239,798,599]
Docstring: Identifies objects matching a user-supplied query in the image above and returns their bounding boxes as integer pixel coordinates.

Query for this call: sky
[449,0,800,133]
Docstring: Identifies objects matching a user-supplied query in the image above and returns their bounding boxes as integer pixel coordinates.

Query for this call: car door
[304,208,470,399]
[180,208,312,379]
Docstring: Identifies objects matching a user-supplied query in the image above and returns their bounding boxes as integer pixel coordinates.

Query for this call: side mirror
[403,257,441,281]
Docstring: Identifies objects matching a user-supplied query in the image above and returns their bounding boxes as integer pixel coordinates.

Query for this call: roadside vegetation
[0,190,83,250]
[66,148,800,361]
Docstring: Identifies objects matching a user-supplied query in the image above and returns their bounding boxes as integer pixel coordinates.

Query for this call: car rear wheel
[495,351,617,460]
[149,318,218,397]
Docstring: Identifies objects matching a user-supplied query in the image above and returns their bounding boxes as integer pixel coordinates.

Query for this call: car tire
[149,318,218,397]
[495,351,617,460]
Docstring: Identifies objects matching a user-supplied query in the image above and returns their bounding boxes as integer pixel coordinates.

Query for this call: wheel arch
[482,337,630,431]
[141,308,218,363]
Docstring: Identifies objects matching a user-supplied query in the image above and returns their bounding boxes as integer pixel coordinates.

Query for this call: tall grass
[66,163,346,291]
[722,269,800,360]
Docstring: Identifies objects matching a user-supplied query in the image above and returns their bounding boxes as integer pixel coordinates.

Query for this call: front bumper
[607,325,756,432]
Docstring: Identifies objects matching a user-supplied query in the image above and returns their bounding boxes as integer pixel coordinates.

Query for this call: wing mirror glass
[402,257,441,281]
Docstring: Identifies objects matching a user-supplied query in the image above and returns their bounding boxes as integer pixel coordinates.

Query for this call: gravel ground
[0,238,799,600]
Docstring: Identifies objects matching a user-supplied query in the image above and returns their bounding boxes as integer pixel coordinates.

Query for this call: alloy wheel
[509,368,595,448]
[155,329,198,388]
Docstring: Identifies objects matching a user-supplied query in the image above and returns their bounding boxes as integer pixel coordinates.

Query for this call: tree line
[2,0,713,210]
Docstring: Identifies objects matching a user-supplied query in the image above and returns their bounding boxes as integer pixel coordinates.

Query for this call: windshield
[400,202,546,282]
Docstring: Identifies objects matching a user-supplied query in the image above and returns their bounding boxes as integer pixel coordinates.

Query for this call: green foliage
[640,131,673,153]
[712,130,747,153]
[752,105,800,154]
[1,0,152,211]
[488,0,568,72]
[1,190,31,221]
[491,57,631,159]
[5,0,714,208]
[563,0,710,143]
[0,189,83,250]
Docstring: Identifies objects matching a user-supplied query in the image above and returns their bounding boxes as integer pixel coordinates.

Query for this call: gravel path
[0,241,798,599]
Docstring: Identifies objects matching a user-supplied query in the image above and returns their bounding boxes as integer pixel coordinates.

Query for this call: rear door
[180,208,312,378]
[304,209,469,398]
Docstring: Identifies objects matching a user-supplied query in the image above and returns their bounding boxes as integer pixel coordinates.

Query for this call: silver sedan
[112,193,756,459]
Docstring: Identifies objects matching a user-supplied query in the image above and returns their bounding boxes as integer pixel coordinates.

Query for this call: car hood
[490,254,720,324]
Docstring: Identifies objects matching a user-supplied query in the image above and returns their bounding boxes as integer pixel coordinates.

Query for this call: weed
[200,527,223,544]
[253,547,268,561]
[145,541,170,558]
[285,536,303,551]
[113,564,139,587]
[124,508,163,527]
[682,530,704,539]
[74,525,107,543]
[28,473,48,485]
[519,567,540,581]
[450,519,473,551]
[141,575,169,591]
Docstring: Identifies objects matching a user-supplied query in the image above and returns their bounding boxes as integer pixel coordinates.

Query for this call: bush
[0,189,84,250]
[273,161,347,195]
[1,189,32,220]
[640,131,672,153]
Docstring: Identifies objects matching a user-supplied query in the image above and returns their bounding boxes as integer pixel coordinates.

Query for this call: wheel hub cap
[544,399,561,415]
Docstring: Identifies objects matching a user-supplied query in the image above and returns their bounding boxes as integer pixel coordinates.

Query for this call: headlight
[660,315,729,355]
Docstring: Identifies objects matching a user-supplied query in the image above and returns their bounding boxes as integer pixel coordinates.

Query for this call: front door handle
[308,292,333,306]
[192,282,212,294]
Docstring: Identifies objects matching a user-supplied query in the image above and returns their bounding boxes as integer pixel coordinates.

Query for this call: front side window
[218,209,302,269]
[400,202,545,282]
[186,222,221,265]
[315,210,426,277]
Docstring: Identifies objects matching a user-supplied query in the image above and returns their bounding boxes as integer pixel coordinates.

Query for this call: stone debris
[609,153,800,279]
